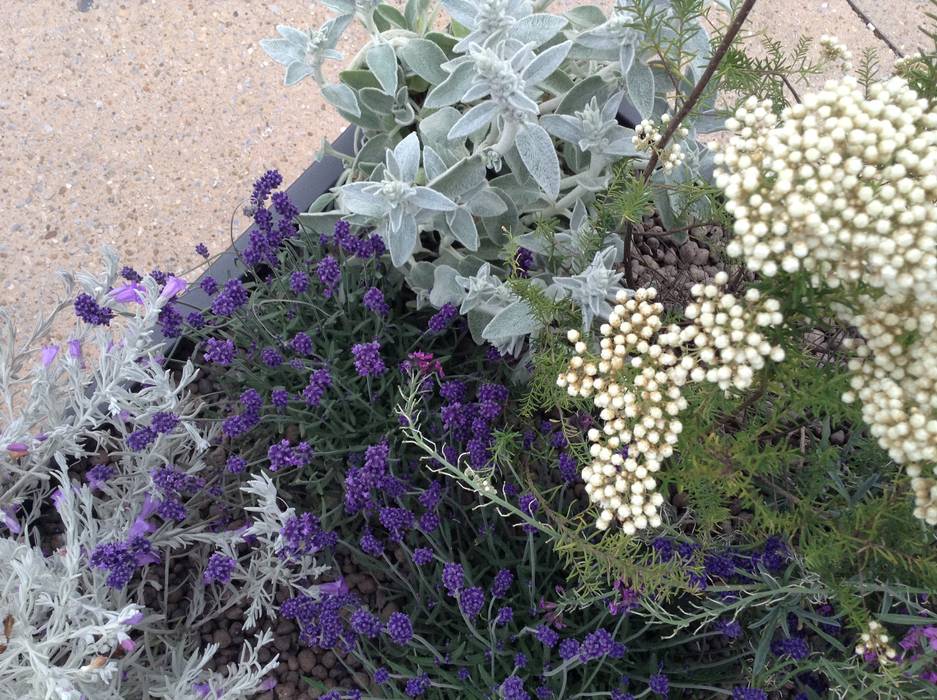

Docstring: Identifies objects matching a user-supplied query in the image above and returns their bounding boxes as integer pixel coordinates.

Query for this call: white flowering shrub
[555,274,786,532]
[715,74,937,526]
[0,251,333,698]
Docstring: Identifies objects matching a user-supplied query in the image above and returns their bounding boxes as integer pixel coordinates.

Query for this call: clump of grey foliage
[0,251,330,698]
[263,0,728,353]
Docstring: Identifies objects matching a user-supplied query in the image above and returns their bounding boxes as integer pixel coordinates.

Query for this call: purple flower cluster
[350,608,382,639]
[290,270,309,294]
[200,276,219,295]
[195,243,209,259]
[158,303,183,337]
[290,332,313,356]
[363,287,389,316]
[203,552,236,585]
[439,381,510,469]
[514,247,534,277]
[385,611,414,645]
[204,338,236,366]
[412,547,433,566]
[352,341,386,377]
[303,368,332,407]
[326,220,385,259]
[261,347,284,367]
[86,463,115,490]
[267,439,313,471]
[242,172,300,269]
[279,512,336,559]
[771,636,810,660]
[74,293,114,326]
[90,536,158,588]
[427,303,458,334]
[379,507,414,542]
[211,279,249,317]
[404,672,430,697]
[491,568,514,598]
[502,676,530,700]
[459,587,485,619]
[442,562,465,596]
[343,441,400,514]
[225,454,247,473]
[280,590,358,650]
[317,255,341,298]
[221,388,263,438]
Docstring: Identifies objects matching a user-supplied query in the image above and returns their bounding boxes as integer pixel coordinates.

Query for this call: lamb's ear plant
[260,0,772,353]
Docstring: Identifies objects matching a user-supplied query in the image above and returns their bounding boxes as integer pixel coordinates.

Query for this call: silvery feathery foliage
[263,0,726,350]
[0,251,331,698]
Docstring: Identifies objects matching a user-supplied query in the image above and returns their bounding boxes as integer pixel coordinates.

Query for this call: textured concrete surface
[0,0,927,338]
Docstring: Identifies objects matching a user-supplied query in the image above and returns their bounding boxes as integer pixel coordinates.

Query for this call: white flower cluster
[557,279,787,532]
[842,295,937,525]
[557,289,684,532]
[716,77,937,527]
[716,78,937,304]
[632,115,688,172]
[854,620,897,663]
[682,272,785,393]
[893,52,926,78]
[818,34,853,70]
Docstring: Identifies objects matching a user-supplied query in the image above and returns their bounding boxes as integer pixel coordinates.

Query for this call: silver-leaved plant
[262,0,732,352]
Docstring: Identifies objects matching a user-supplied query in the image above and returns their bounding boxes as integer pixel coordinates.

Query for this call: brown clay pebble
[225,606,244,621]
[357,577,376,595]
[287,654,299,672]
[256,693,275,700]
[212,629,231,648]
[312,665,329,681]
[276,620,296,635]
[321,651,336,669]
[298,649,317,674]
[275,683,297,699]
[275,635,292,652]
[353,672,370,689]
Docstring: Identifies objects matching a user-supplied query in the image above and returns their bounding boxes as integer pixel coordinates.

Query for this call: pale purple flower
[1,506,21,534]
[40,345,59,368]
[67,339,82,360]
[159,276,188,300]
[111,283,145,303]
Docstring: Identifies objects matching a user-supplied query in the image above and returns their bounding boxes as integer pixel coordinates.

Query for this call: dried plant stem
[620,0,758,285]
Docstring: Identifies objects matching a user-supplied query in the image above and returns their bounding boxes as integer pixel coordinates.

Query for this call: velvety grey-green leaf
[467,188,508,217]
[322,83,360,116]
[626,60,655,119]
[358,87,394,113]
[408,261,436,290]
[276,25,309,45]
[340,182,385,217]
[425,63,473,108]
[540,114,582,144]
[412,186,457,211]
[522,41,572,85]
[260,38,301,66]
[605,135,641,157]
[394,133,422,183]
[516,122,560,200]
[513,13,568,46]
[429,156,486,199]
[285,62,315,86]
[388,214,418,266]
[375,4,408,29]
[467,308,492,344]
[447,102,498,140]
[564,5,607,29]
[367,43,398,96]
[297,211,344,234]
[419,107,463,148]
[429,264,466,306]
[619,42,635,75]
[422,146,448,181]
[556,74,610,115]
[446,207,479,250]
[405,0,432,30]
[483,300,540,341]
[398,39,449,84]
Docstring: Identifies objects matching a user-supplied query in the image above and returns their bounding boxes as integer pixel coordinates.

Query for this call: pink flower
[40,345,59,368]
